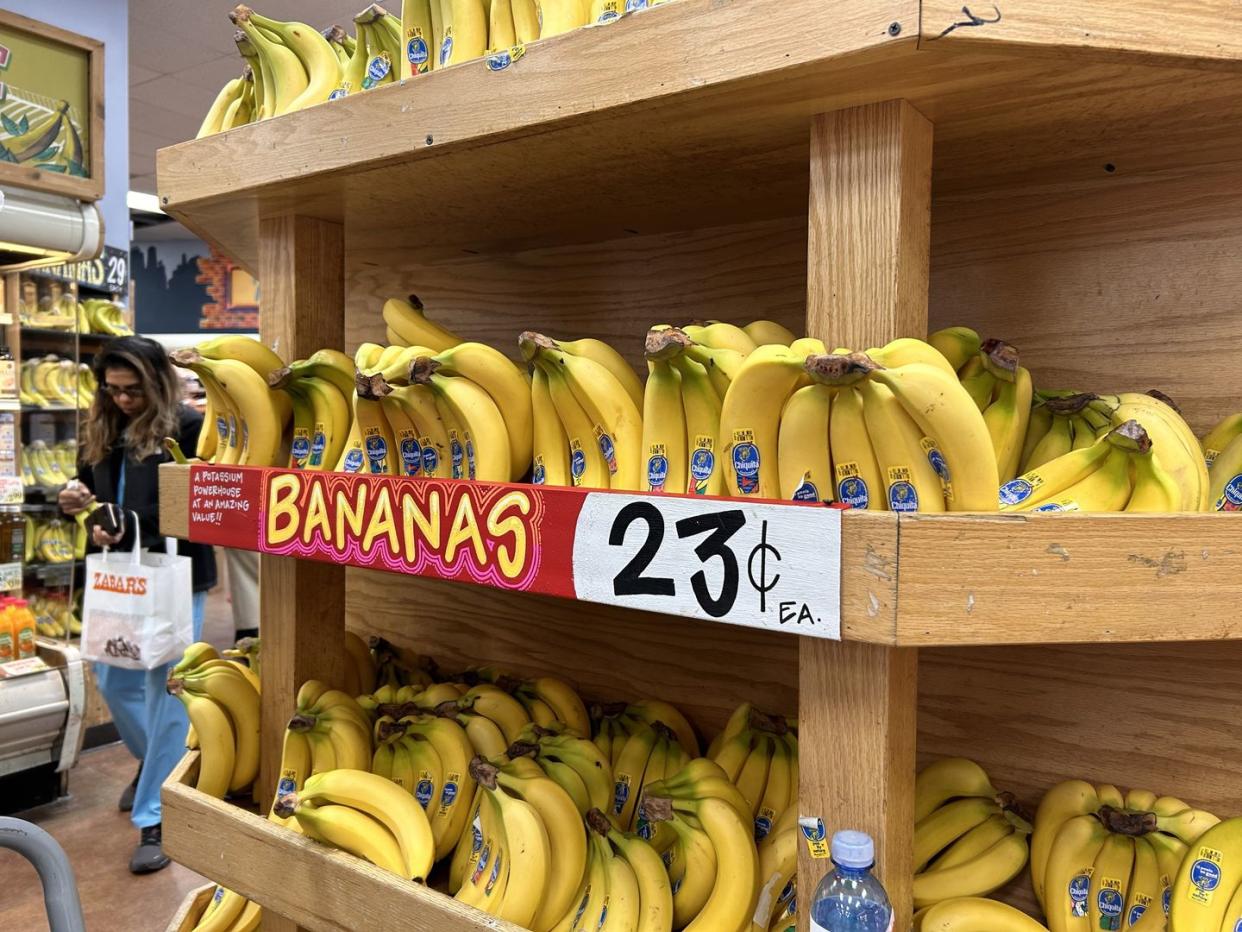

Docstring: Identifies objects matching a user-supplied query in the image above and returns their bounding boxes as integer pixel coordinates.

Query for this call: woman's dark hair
[81,336,181,465]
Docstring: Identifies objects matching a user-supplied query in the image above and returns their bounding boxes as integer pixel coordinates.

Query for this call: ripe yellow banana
[229,9,309,117]
[1000,431,1116,511]
[981,351,1033,482]
[1208,432,1242,511]
[684,322,758,356]
[608,824,674,932]
[641,358,688,493]
[438,0,488,66]
[829,386,885,510]
[536,0,588,36]
[1111,392,1208,510]
[669,355,723,496]
[914,797,1002,873]
[858,379,946,513]
[744,319,798,348]
[929,326,983,373]
[916,758,1000,822]
[777,383,833,502]
[1124,837,1162,930]
[176,691,235,798]
[1031,780,1101,910]
[718,345,807,498]
[1089,833,1135,932]
[919,896,1052,931]
[197,76,246,138]
[1202,412,1242,468]
[174,665,260,792]
[1044,814,1109,932]
[913,829,1030,909]
[553,337,644,411]
[531,368,571,486]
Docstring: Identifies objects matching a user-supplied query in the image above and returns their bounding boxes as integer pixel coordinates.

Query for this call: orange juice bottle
[13,599,36,658]
[0,598,15,663]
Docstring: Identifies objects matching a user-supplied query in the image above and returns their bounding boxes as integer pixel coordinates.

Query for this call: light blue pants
[94,591,207,829]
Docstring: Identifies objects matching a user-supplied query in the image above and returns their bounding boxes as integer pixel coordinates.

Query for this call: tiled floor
[2,727,209,931]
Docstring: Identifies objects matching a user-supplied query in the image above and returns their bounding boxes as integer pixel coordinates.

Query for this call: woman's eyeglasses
[103,384,145,399]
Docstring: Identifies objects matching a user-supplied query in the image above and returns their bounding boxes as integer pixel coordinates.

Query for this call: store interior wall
[6,0,130,255]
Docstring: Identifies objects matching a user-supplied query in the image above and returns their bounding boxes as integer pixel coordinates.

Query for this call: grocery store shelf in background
[155,0,1242,270]
[162,752,525,932]
[158,463,1242,647]
[18,328,112,354]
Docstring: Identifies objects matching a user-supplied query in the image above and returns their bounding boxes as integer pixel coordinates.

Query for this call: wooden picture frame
[0,9,103,201]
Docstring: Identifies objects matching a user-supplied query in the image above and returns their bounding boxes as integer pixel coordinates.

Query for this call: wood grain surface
[800,99,932,925]
[162,754,524,932]
[164,883,214,932]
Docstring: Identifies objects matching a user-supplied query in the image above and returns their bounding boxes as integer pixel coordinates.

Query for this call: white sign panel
[571,493,841,638]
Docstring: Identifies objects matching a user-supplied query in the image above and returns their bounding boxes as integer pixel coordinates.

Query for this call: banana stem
[164,437,189,464]
[645,327,691,360]
[639,796,673,823]
[1098,804,1158,836]
[980,338,1020,382]
[803,351,876,386]
[469,755,499,787]
[586,807,613,835]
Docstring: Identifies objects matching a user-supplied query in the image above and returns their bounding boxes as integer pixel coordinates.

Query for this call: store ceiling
[128,0,397,195]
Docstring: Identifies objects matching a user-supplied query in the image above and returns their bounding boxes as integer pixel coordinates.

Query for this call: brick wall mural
[131,239,258,334]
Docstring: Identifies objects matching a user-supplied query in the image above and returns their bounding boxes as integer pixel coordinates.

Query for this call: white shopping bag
[80,511,193,670]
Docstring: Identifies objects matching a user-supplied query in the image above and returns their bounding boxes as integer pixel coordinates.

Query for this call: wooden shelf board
[160,463,1242,647]
[155,0,1242,271]
[161,753,523,932]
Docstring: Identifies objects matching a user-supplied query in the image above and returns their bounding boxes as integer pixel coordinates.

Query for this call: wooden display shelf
[158,461,1241,647]
[156,0,1242,270]
[164,883,215,932]
[161,753,523,932]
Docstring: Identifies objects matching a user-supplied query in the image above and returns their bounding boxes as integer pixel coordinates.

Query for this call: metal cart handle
[0,817,86,932]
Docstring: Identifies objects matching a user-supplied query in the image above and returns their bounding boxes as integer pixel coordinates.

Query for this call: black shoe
[129,824,170,874]
[118,764,141,812]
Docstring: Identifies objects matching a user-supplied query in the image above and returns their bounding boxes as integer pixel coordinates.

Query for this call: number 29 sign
[572,493,842,638]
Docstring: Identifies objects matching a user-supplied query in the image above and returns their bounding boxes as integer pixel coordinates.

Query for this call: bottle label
[810,919,893,932]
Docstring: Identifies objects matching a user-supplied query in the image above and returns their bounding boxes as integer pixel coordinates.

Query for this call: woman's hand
[91,525,123,548]
[58,481,96,516]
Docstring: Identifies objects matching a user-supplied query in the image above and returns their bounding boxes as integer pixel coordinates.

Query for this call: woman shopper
[58,336,217,873]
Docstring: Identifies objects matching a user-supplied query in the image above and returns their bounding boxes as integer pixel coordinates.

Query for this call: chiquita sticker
[688,437,715,495]
[732,430,760,495]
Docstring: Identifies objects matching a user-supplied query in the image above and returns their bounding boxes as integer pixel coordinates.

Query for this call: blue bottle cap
[831,830,875,868]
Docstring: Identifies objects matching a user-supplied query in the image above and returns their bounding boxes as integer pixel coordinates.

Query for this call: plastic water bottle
[809,830,894,932]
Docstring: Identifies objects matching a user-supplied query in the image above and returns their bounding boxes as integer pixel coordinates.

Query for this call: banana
[919,897,1052,931]
[641,358,688,493]
[1157,807,1222,845]
[244,9,341,112]
[460,684,531,744]
[718,345,808,498]
[665,795,760,932]
[1209,432,1242,511]
[608,824,674,932]
[490,780,551,927]
[278,349,356,398]
[293,802,408,876]
[613,721,659,830]
[982,355,1033,482]
[172,351,288,467]
[196,334,286,379]
[294,375,351,471]
[734,734,774,824]
[405,715,478,860]
[382,296,463,351]
[1026,411,1075,472]
[525,677,592,738]
[1044,814,1109,932]
[511,0,540,41]
[929,326,982,373]
[414,342,531,480]
[489,0,517,49]
[1030,435,1134,512]
[197,77,245,138]
[190,887,247,932]
[914,797,1002,873]
[1124,837,1162,930]
[666,812,718,928]
[421,372,511,481]
[532,368,572,486]
[669,356,724,496]
[914,829,1030,909]
[752,826,796,931]
[857,378,946,512]
[536,0,589,36]
[743,320,798,348]
[924,813,1013,873]
[287,388,315,469]
[499,766,587,929]
[402,0,436,75]
[915,758,1001,823]
[538,735,614,816]
[1202,412,1242,468]
[350,373,399,475]
[1032,780,1101,909]
[777,383,833,501]
[684,322,758,356]
[176,691,235,798]
[753,736,792,841]
[958,354,997,412]
[866,337,959,379]
[438,0,488,66]
[828,386,885,510]
[1090,833,1136,932]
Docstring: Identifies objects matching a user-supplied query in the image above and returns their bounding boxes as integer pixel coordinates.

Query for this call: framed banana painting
[0,10,104,201]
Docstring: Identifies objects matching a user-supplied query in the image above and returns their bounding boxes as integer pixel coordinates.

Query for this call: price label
[0,561,20,591]
[571,493,841,638]
[0,657,51,679]
[0,475,23,504]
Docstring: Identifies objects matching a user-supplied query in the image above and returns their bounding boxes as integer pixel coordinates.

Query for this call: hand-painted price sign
[572,493,841,638]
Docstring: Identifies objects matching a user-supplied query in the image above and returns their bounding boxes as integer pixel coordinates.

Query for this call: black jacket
[78,404,218,593]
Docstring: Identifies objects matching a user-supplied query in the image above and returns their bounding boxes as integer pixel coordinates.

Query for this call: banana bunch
[370,711,479,860]
[752,806,799,931]
[80,298,133,335]
[913,758,1032,909]
[273,767,436,881]
[568,807,675,932]
[24,441,74,490]
[934,331,1033,483]
[186,886,262,932]
[370,326,533,482]
[1000,418,1198,513]
[370,636,436,689]
[1169,816,1242,930]
[220,635,261,679]
[639,757,762,930]
[26,290,77,330]
[1202,411,1242,511]
[591,700,701,832]
[451,756,592,929]
[171,336,292,468]
[708,702,798,842]
[21,356,93,408]
[346,4,406,92]
[1032,778,1221,931]
[166,643,262,799]
[285,680,374,779]
[30,515,77,563]
[519,330,645,490]
[914,897,1051,931]
[486,671,593,736]
[29,592,81,638]
[505,724,616,817]
[265,348,355,471]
